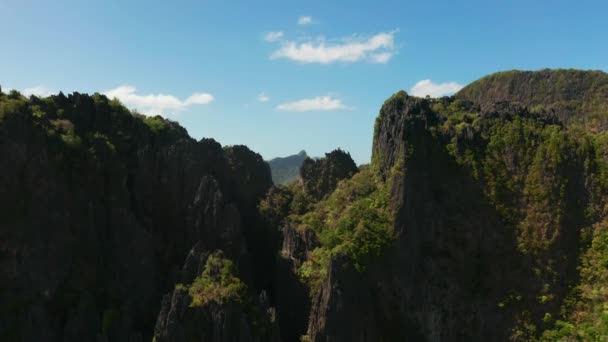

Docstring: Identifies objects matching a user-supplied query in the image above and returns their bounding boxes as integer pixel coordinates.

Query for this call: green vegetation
[286,181,316,215]
[0,89,192,163]
[456,69,608,130]
[0,90,28,124]
[172,251,275,338]
[257,149,395,299]
[540,219,608,341]
[282,165,394,292]
[300,148,359,200]
[5,70,608,340]
[428,94,608,340]
[143,115,169,133]
[184,252,248,307]
[258,186,294,229]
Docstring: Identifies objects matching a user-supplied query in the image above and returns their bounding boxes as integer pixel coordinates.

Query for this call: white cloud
[370,52,394,64]
[298,16,313,25]
[270,31,396,64]
[104,85,214,116]
[264,31,284,42]
[276,96,347,112]
[1,85,14,94]
[257,92,270,102]
[22,85,55,97]
[1,85,57,97]
[184,93,214,105]
[410,79,464,98]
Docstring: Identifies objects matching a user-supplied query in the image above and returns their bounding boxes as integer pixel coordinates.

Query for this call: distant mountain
[268,150,308,185]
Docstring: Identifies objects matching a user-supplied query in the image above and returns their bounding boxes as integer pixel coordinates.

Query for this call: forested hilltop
[456,69,608,130]
[2,69,608,342]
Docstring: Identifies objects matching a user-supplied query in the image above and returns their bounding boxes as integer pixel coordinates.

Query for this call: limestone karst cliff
[0,91,274,341]
[2,69,608,341]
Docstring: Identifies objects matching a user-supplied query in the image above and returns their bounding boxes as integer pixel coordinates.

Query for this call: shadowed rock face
[300,149,359,200]
[154,238,282,342]
[273,224,317,342]
[2,70,606,341]
[306,91,591,341]
[0,92,272,342]
[307,92,511,342]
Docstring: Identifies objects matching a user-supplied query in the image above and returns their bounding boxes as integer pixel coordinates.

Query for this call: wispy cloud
[264,31,284,42]
[269,31,397,64]
[410,79,463,98]
[276,96,347,112]
[370,52,393,64]
[257,92,270,102]
[1,85,57,97]
[22,85,56,97]
[104,85,214,116]
[298,16,313,25]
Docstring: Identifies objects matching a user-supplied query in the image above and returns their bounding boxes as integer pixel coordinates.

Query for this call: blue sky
[1,0,607,164]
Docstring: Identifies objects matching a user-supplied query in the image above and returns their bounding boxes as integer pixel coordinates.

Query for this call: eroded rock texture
[0,92,272,341]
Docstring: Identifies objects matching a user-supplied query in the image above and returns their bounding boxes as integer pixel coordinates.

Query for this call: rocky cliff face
[3,69,608,341]
[0,91,273,341]
[154,242,281,342]
[307,92,514,341]
[305,89,602,341]
[300,149,359,200]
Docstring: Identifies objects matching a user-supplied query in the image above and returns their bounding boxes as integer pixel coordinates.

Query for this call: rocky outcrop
[155,292,268,342]
[300,149,359,200]
[273,225,318,342]
[307,255,382,342]
[372,93,517,340]
[0,92,273,341]
[306,91,591,341]
[281,224,318,266]
[154,246,282,342]
[152,178,280,342]
[372,91,438,183]
[273,256,309,342]
[2,72,604,341]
